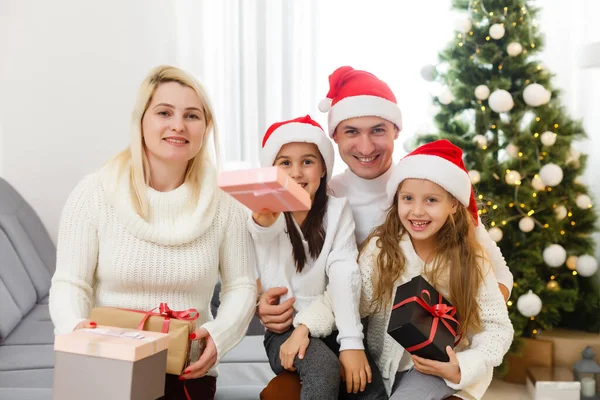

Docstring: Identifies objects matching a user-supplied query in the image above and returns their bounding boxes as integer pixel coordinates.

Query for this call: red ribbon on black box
[388,275,462,362]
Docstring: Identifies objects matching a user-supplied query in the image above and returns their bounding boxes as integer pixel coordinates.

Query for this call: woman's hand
[252,209,281,227]
[279,325,310,371]
[339,349,372,394]
[411,346,461,384]
[180,328,217,380]
[73,320,97,330]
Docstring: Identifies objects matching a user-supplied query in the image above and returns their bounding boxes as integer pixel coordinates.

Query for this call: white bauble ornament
[507,42,523,56]
[576,194,593,209]
[543,244,567,267]
[505,170,522,185]
[428,104,442,116]
[489,24,506,40]
[420,64,436,82]
[540,131,557,146]
[532,176,546,191]
[523,83,550,107]
[472,134,487,148]
[554,205,568,220]
[475,85,491,100]
[539,163,563,187]
[566,255,578,270]
[455,16,472,33]
[488,227,503,243]
[469,170,481,185]
[576,255,599,277]
[541,88,552,104]
[519,217,535,233]
[488,89,514,113]
[438,88,455,105]
[505,143,519,158]
[517,290,542,318]
[566,148,581,166]
[574,176,584,185]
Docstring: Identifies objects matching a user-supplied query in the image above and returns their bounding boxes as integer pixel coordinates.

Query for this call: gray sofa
[0,176,273,400]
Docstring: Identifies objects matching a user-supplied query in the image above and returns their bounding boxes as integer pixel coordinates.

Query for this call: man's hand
[411,346,461,384]
[180,328,217,380]
[257,287,295,333]
[279,325,310,371]
[499,283,510,302]
[252,209,281,228]
[339,349,372,394]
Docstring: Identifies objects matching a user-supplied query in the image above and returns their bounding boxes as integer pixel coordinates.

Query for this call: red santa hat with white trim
[318,66,403,137]
[386,139,479,225]
[260,115,335,182]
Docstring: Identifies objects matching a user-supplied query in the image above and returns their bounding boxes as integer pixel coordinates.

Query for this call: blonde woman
[49,65,257,399]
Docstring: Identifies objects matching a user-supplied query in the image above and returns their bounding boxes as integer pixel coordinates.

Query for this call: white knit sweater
[329,167,514,296]
[297,234,514,400]
[248,196,363,351]
[49,163,257,375]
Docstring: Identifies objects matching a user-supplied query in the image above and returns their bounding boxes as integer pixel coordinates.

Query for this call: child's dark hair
[284,173,328,273]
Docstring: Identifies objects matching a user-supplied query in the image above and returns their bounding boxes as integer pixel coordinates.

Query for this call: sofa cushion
[0,388,53,400]
[0,369,54,389]
[0,344,54,371]
[0,226,37,339]
[0,177,56,302]
[2,317,55,346]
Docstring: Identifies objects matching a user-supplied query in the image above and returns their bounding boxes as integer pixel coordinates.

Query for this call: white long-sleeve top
[49,163,257,375]
[296,234,514,399]
[329,167,514,296]
[248,196,364,351]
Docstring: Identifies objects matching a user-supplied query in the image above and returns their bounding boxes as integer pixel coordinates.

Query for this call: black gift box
[387,275,460,362]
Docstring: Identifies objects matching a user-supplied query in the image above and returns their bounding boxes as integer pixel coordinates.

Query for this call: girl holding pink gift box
[49,65,257,399]
[249,115,387,399]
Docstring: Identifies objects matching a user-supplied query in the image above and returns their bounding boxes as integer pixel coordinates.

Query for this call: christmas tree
[416,0,600,344]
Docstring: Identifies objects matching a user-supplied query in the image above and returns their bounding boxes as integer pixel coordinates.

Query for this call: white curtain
[175,0,320,170]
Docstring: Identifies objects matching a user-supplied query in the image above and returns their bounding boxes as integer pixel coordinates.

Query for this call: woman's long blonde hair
[107,65,220,219]
[360,188,487,334]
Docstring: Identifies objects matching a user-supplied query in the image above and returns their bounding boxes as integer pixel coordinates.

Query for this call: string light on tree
[523,83,551,106]
[543,244,567,267]
[488,226,503,243]
[576,194,593,209]
[554,205,568,220]
[539,163,564,187]
[517,290,542,317]
[540,131,557,146]
[474,85,490,100]
[489,89,514,113]
[489,23,506,40]
[469,170,481,184]
[546,279,560,292]
[519,217,535,233]
[576,255,599,277]
[505,170,522,185]
[507,42,523,56]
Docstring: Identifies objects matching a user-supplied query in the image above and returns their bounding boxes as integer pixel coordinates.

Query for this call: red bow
[136,303,199,333]
[392,289,462,353]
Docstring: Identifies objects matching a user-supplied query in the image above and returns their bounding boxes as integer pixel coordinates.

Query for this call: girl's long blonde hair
[360,188,487,334]
[107,65,220,219]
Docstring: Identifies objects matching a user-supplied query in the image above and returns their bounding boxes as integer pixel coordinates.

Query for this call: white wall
[0,0,179,242]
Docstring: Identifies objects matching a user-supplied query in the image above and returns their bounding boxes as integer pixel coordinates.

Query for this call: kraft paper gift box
[218,166,311,213]
[387,275,461,362]
[90,303,199,375]
[53,326,170,400]
[526,366,581,400]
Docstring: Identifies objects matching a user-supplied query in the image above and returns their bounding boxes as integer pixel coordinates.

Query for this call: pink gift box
[218,166,311,212]
[53,326,170,400]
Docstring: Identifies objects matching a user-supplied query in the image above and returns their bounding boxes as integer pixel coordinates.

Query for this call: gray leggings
[264,328,388,400]
[390,368,457,400]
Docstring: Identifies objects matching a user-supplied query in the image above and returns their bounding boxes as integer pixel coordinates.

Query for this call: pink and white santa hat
[318,66,403,137]
[386,139,479,225]
[260,115,335,182]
